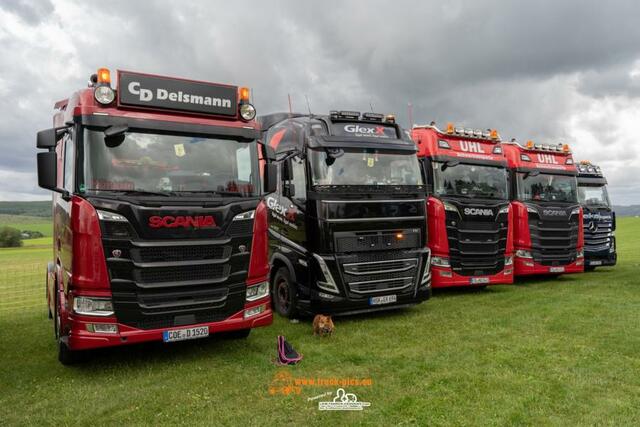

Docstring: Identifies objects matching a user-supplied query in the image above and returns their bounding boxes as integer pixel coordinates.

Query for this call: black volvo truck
[259,111,431,317]
[577,161,617,269]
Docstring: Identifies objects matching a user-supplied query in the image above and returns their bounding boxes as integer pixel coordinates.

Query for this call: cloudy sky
[1,0,640,204]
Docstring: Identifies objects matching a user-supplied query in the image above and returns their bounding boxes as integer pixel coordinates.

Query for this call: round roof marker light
[473,129,483,137]
[239,103,256,121]
[94,85,115,105]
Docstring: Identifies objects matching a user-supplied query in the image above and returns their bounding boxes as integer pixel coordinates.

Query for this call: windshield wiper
[85,189,171,197]
[174,190,244,197]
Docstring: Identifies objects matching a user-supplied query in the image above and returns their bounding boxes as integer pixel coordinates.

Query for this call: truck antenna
[305,94,312,116]
[369,101,374,112]
[287,94,293,117]
[407,102,414,129]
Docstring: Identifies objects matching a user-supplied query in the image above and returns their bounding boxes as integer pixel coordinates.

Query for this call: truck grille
[338,250,422,295]
[103,236,248,330]
[528,213,579,266]
[335,230,420,253]
[445,212,508,276]
[583,220,613,253]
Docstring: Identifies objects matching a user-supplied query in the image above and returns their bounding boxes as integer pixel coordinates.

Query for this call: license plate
[470,277,490,284]
[162,326,209,343]
[589,260,602,266]
[550,266,565,273]
[369,295,397,306]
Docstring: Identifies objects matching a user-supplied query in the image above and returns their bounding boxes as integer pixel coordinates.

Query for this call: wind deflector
[308,135,417,152]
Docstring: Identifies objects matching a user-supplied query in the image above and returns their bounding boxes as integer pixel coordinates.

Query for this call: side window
[63,132,74,192]
[291,156,307,202]
[236,145,251,182]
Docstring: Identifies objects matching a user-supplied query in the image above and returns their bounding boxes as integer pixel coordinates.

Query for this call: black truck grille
[338,251,422,295]
[446,214,508,276]
[528,214,579,266]
[103,237,247,330]
[583,220,613,252]
[335,230,420,253]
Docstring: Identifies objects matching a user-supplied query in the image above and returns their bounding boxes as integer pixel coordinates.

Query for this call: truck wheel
[54,290,82,365]
[272,267,298,318]
[585,266,596,272]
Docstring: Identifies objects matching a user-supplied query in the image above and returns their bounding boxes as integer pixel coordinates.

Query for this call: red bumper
[67,300,272,351]
[431,266,514,288]
[514,256,584,276]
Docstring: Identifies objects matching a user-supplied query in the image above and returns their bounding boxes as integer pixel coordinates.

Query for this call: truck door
[281,155,308,283]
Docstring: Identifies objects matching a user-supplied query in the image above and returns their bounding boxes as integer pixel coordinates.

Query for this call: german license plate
[470,277,490,284]
[550,266,565,273]
[369,295,397,306]
[589,260,602,266]
[162,326,209,343]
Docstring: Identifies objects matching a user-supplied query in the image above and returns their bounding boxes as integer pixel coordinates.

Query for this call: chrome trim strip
[321,199,425,204]
[343,258,417,267]
[325,216,424,223]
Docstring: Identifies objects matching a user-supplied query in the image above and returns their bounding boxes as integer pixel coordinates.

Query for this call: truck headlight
[313,254,340,294]
[515,249,533,259]
[577,249,584,258]
[239,103,256,121]
[246,281,269,302]
[421,252,432,285]
[443,202,459,215]
[94,86,115,105]
[431,256,450,268]
[498,205,510,215]
[73,296,114,316]
[505,255,513,266]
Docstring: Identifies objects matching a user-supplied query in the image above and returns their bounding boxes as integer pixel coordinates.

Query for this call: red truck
[36,68,277,364]
[503,140,584,276]
[411,123,514,288]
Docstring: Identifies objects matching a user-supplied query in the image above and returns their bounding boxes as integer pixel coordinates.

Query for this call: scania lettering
[260,110,431,317]
[576,161,616,269]
[36,68,276,364]
[503,140,584,276]
[411,123,514,288]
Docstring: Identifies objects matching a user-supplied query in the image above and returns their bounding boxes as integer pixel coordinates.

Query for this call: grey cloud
[0,0,54,25]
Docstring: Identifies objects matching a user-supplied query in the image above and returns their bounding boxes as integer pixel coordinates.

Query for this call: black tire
[585,266,596,272]
[476,285,488,291]
[54,290,82,365]
[272,267,298,318]
[225,328,251,339]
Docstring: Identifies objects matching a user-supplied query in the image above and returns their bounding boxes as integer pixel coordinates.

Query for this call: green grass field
[0,218,639,425]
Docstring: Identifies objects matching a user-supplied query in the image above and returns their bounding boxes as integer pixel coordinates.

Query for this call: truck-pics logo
[459,140,486,153]
[318,388,371,411]
[148,215,217,229]
[464,208,494,216]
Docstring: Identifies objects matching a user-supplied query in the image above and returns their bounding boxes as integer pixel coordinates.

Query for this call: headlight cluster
[73,296,114,316]
[515,249,533,259]
[246,282,269,302]
[431,256,450,268]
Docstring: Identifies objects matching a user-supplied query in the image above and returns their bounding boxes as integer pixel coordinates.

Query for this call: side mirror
[36,127,66,149]
[264,163,277,193]
[281,158,293,181]
[261,143,276,162]
[283,183,296,199]
[37,151,58,191]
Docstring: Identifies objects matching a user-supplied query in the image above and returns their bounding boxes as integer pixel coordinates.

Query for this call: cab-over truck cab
[260,111,431,317]
[411,123,514,288]
[576,161,617,269]
[503,140,584,276]
[36,68,277,364]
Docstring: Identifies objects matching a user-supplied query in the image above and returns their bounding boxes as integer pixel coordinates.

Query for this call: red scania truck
[36,68,277,364]
[411,123,514,288]
[503,140,584,276]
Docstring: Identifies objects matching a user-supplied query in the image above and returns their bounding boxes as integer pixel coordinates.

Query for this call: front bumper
[430,265,514,288]
[66,300,272,351]
[299,284,431,316]
[584,251,617,267]
[514,255,584,276]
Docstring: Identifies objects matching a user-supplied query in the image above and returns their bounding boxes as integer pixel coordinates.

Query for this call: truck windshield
[578,184,611,207]
[309,149,423,187]
[517,172,577,203]
[80,129,258,196]
[433,162,508,200]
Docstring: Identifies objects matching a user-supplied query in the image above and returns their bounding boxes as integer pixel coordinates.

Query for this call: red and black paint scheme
[503,141,584,276]
[36,68,277,364]
[411,124,514,288]
[576,161,616,269]
[259,111,431,317]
